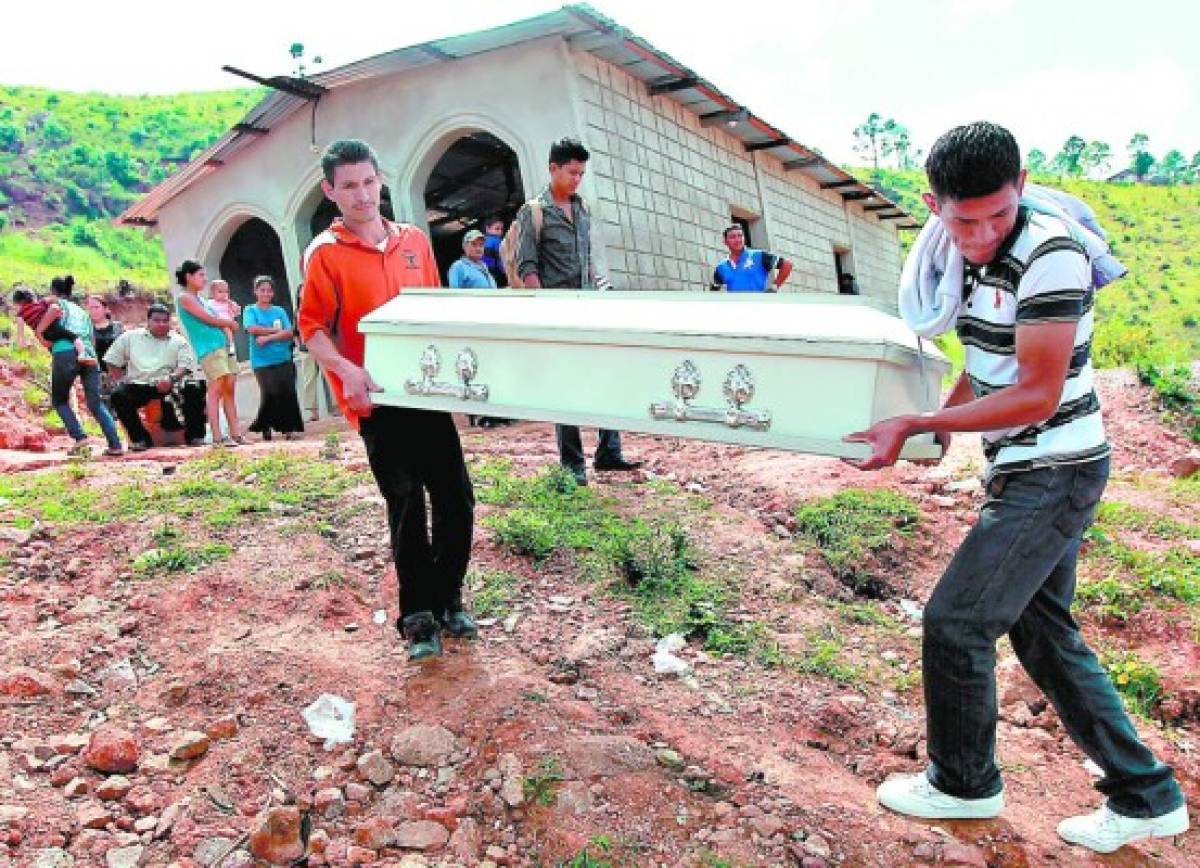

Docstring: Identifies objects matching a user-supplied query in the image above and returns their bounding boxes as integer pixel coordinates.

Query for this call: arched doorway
[423,132,524,283]
[218,217,291,361]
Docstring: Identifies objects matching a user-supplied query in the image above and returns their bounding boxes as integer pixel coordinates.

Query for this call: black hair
[925,121,1021,201]
[321,139,380,184]
[175,259,204,288]
[549,137,589,166]
[147,303,171,320]
[483,215,505,230]
[12,289,35,305]
[253,275,275,291]
[50,275,76,298]
[723,224,745,240]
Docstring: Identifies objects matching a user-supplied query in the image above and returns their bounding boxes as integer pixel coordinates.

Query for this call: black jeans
[110,381,207,446]
[556,424,623,472]
[924,456,1183,817]
[359,406,475,619]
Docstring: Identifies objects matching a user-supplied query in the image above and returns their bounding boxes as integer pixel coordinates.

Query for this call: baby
[207,280,240,354]
[12,289,96,365]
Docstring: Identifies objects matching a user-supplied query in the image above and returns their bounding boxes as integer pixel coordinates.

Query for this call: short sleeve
[1016,241,1090,324]
[103,331,131,369]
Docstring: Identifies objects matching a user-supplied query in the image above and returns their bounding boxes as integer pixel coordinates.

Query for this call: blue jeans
[923,456,1183,818]
[50,350,122,449]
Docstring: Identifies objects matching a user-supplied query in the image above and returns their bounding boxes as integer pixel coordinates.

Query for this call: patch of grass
[467,568,519,618]
[1101,649,1164,716]
[310,570,346,590]
[1095,501,1200,541]
[835,600,903,629]
[132,542,232,576]
[522,756,565,807]
[1082,539,1200,606]
[562,836,614,868]
[793,488,919,596]
[789,630,862,684]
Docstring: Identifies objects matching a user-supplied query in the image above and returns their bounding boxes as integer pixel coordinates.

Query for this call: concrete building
[120,4,916,348]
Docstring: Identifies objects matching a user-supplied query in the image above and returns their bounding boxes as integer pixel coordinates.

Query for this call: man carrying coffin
[845,121,1187,853]
[299,139,476,662]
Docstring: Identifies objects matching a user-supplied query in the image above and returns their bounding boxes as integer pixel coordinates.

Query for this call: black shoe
[594,456,643,472]
[439,608,478,639]
[129,441,152,453]
[186,438,207,447]
[399,611,442,661]
[565,465,588,487]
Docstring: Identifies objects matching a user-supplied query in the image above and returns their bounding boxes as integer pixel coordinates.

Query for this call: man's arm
[773,258,793,290]
[305,330,380,416]
[514,205,541,289]
[844,322,1076,470]
[107,364,126,384]
[710,266,725,292]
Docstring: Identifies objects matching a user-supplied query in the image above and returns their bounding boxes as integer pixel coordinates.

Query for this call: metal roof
[117,4,918,228]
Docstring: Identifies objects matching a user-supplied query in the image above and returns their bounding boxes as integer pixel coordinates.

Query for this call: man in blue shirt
[448,230,498,289]
[710,225,792,292]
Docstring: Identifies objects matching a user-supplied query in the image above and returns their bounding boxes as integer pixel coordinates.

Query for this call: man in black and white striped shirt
[847,122,1187,854]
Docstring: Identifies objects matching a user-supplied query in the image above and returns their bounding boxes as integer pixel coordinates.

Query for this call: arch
[397,112,537,234]
[284,166,396,254]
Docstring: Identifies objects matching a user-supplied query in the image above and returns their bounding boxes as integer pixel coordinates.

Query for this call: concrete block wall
[572,50,903,306]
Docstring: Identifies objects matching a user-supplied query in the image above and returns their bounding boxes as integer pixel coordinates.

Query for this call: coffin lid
[360,291,950,369]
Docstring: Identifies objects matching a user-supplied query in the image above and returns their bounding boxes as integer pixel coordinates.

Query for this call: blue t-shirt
[448,257,498,289]
[712,249,780,292]
[242,304,294,369]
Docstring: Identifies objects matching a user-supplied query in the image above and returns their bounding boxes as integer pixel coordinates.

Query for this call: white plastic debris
[652,633,691,676]
[898,599,924,622]
[302,694,356,750]
[1083,759,1104,778]
[372,609,387,626]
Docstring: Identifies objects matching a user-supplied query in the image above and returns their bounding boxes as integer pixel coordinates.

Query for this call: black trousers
[556,424,623,472]
[359,406,475,618]
[110,381,207,446]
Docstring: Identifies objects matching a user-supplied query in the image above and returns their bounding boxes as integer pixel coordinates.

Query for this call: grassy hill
[0,85,259,288]
[868,169,1200,369]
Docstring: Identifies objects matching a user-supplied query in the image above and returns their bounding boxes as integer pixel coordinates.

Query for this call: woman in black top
[87,295,124,401]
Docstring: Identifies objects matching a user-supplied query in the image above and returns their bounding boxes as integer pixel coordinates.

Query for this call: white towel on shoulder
[898,184,1126,338]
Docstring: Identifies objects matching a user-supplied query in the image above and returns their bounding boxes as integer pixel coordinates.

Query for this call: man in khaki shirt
[104,303,207,450]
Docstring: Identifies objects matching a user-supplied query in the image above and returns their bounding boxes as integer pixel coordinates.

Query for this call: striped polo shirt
[957,206,1109,473]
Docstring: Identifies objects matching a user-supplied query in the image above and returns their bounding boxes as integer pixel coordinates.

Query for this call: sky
[3,0,1197,167]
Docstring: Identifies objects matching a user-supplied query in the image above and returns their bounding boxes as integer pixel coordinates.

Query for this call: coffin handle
[649,359,770,431]
[404,344,490,402]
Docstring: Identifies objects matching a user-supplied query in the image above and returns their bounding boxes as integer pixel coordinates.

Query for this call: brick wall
[572,50,903,307]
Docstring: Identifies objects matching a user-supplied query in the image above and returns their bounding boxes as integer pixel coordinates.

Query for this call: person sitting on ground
[206,279,240,355]
[174,260,244,447]
[710,225,792,293]
[104,303,206,451]
[448,229,499,289]
[242,275,304,441]
[12,288,96,365]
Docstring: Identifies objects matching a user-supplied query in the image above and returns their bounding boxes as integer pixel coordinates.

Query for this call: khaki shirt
[103,328,197,383]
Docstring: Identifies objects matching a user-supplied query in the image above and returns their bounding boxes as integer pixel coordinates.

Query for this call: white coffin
[361,291,951,461]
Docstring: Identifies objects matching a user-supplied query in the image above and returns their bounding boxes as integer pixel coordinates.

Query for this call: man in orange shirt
[299,139,475,661]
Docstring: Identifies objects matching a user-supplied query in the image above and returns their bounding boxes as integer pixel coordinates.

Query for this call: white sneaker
[877,772,1004,819]
[1057,803,1189,854]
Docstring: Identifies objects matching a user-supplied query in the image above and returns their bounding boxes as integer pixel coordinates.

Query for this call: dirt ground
[1,370,1198,867]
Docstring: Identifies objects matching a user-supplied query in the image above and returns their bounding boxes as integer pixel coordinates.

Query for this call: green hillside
[0,85,259,287]
[869,169,1200,368]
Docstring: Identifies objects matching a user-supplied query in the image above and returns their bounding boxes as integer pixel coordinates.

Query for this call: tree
[1157,149,1187,184]
[892,128,915,169]
[852,113,903,172]
[289,42,322,79]
[1026,148,1049,175]
[1127,132,1154,181]
[1187,151,1200,184]
[1080,140,1112,177]
[1051,135,1087,177]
